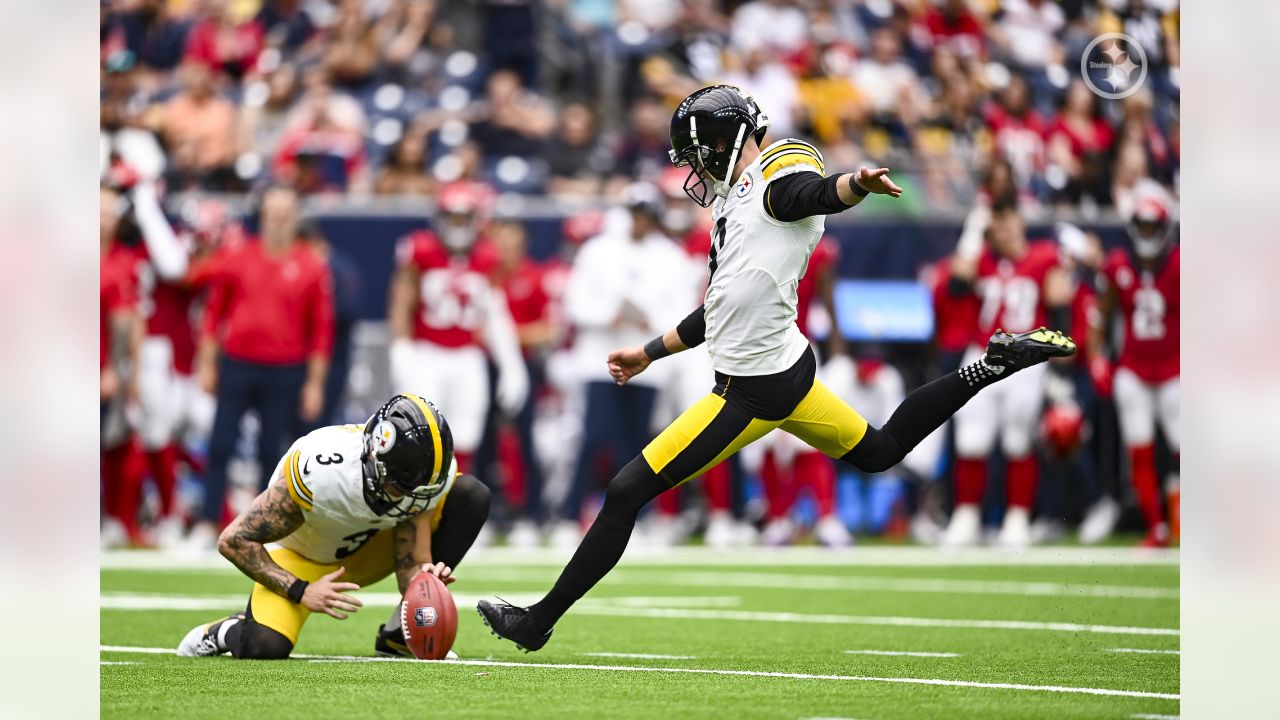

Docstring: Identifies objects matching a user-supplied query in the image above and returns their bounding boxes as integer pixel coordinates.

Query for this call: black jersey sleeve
[763,171,854,222]
[676,305,707,349]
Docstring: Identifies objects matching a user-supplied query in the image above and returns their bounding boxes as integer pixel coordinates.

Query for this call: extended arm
[607,305,705,386]
[764,168,902,222]
[132,181,188,281]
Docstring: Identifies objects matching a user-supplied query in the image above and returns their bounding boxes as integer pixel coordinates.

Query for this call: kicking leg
[842,329,1074,474]
[478,393,779,651]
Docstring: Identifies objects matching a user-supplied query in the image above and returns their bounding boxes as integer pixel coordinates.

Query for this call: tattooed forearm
[218,482,306,597]
[393,518,419,594]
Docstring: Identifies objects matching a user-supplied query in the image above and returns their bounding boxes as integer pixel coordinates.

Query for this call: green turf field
[101,546,1179,719]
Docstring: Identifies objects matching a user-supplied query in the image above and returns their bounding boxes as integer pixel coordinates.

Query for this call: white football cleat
[153,516,186,550]
[760,517,797,547]
[941,504,982,548]
[177,614,238,661]
[1078,496,1120,545]
[445,650,459,660]
[703,511,737,549]
[814,515,853,548]
[506,520,541,550]
[997,506,1031,551]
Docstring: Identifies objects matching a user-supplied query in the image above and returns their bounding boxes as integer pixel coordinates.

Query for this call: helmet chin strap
[713,123,749,200]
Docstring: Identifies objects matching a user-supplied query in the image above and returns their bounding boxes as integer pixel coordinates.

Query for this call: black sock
[528,457,665,633]
[844,358,999,473]
[885,358,997,449]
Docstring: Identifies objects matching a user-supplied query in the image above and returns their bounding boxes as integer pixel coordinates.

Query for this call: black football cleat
[984,327,1076,374]
[476,599,552,652]
[374,623,412,658]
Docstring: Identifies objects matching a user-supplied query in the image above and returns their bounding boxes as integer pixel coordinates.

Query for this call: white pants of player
[392,341,489,453]
[1113,367,1180,451]
[953,345,1048,460]
[135,336,215,450]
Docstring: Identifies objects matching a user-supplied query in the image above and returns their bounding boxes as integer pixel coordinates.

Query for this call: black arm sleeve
[676,305,706,349]
[764,172,853,222]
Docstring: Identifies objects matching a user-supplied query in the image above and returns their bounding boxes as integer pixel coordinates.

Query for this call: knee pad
[601,457,666,519]
[231,621,293,660]
[841,426,907,474]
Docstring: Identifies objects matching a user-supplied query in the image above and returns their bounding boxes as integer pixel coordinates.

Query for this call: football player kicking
[477,85,1076,652]
[177,394,489,659]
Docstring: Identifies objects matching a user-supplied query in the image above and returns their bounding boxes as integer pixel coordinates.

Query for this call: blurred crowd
[100,0,1181,552]
[101,0,1179,210]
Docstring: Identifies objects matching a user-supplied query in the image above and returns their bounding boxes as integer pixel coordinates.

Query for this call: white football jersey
[705,138,826,376]
[268,424,456,563]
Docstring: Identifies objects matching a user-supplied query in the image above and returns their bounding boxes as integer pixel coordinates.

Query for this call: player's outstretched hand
[607,346,651,386]
[854,167,904,198]
[421,561,456,586]
[302,566,364,619]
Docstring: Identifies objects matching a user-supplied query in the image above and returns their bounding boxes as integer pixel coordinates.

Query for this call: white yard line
[844,650,960,658]
[1107,648,1180,655]
[99,593,1177,636]
[1131,714,1179,719]
[569,606,1180,637]
[100,546,1180,570]
[99,661,135,666]
[98,645,1178,701]
[590,570,1177,600]
[99,593,738,611]
[582,652,696,660]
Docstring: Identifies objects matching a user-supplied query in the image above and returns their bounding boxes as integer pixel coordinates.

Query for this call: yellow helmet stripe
[404,393,444,482]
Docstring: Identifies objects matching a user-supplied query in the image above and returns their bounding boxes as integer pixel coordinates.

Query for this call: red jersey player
[388,181,528,471]
[944,199,1071,549]
[100,183,145,548]
[1090,188,1180,547]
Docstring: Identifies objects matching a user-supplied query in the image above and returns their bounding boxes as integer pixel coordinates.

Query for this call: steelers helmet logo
[373,420,397,455]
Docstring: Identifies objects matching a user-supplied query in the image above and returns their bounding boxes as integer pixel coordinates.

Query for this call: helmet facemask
[669,120,749,208]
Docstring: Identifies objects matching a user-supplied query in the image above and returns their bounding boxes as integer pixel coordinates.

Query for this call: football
[399,570,458,660]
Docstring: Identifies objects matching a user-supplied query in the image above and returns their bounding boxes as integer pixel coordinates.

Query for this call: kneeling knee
[451,473,491,519]
[233,622,293,660]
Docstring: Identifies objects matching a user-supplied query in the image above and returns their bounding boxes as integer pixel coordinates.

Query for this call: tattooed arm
[392,509,436,594]
[217,481,305,597]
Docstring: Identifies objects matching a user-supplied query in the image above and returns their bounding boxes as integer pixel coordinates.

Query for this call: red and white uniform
[101,245,138,372]
[392,231,523,454]
[954,240,1060,461]
[1103,247,1180,450]
[130,243,217,450]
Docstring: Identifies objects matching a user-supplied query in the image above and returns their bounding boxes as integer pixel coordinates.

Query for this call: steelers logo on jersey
[735,174,753,198]
[373,420,397,455]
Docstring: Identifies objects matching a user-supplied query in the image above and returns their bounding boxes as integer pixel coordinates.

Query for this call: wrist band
[287,579,309,604]
[643,336,671,361]
[848,174,870,197]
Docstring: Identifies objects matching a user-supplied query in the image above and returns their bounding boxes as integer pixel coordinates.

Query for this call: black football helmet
[669,85,770,207]
[361,393,455,517]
